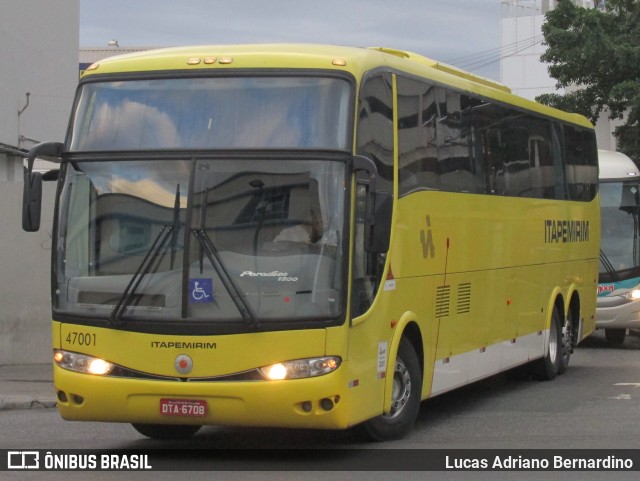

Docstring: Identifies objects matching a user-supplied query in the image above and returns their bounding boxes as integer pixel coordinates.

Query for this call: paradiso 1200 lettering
[240,271,298,282]
[544,220,590,243]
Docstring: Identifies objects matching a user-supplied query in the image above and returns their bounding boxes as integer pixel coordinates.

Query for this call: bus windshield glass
[69,76,351,151]
[54,158,346,326]
[600,180,640,280]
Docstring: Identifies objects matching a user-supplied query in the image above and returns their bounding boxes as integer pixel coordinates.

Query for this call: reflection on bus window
[70,77,351,151]
[397,76,597,201]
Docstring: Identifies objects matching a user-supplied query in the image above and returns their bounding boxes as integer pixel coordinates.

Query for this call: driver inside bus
[273,209,323,244]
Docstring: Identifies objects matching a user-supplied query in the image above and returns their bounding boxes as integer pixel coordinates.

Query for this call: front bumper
[53,362,351,430]
[596,296,640,330]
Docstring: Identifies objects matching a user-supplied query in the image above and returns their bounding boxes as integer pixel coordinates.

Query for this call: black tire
[605,328,626,345]
[558,309,573,375]
[534,308,562,381]
[363,337,422,441]
[132,423,201,439]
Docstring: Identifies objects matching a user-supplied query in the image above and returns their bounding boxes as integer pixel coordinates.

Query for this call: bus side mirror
[364,191,392,254]
[22,171,43,232]
[21,141,63,232]
[352,155,393,254]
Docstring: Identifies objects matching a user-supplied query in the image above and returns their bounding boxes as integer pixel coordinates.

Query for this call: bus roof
[368,47,512,93]
[81,43,594,129]
[598,149,640,180]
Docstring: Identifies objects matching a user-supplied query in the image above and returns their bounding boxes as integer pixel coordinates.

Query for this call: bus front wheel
[132,423,201,439]
[363,337,422,441]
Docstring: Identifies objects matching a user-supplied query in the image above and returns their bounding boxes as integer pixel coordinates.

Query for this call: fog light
[320,398,334,411]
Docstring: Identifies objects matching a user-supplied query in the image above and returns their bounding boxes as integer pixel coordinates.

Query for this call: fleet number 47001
[65,331,97,346]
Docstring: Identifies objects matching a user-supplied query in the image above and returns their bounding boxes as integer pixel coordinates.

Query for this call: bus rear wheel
[533,308,562,381]
[363,337,422,441]
[558,310,573,375]
[132,423,201,439]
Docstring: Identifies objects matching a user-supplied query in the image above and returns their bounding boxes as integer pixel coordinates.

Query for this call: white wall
[0,182,56,364]
[0,0,79,364]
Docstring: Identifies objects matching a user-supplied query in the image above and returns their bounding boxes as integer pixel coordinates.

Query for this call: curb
[0,396,57,411]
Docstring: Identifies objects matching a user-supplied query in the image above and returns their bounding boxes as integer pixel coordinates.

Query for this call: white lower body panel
[430,330,547,397]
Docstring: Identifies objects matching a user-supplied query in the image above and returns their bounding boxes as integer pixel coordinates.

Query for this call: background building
[0,0,79,364]
[499,0,620,151]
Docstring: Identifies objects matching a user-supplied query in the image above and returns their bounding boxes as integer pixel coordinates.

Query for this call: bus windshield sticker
[189,278,213,303]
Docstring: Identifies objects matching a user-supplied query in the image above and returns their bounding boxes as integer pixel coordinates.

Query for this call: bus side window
[397,77,439,195]
[484,111,562,199]
[564,126,598,201]
[437,90,478,193]
[353,73,394,318]
[504,122,534,198]
[357,73,394,193]
[396,77,595,204]
[397,79,486,196]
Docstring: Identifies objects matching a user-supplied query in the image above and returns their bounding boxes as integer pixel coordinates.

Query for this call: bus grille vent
[436,285,451,318]
[457,283,472,314]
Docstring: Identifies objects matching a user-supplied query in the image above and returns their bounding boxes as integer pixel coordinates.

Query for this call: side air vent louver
[457,283,471,314]
[436,285,451,318]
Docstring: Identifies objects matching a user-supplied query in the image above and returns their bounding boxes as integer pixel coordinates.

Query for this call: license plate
[159,398,207,417]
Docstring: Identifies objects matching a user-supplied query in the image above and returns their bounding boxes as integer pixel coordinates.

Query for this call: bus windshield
[54,157,346,327]
[599,180,640,281]
[69,76,351,151]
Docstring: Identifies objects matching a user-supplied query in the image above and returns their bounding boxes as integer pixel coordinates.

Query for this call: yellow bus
[22,44,599,441]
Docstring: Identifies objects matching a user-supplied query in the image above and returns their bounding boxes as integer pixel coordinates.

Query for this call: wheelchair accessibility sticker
[189,278,213,303]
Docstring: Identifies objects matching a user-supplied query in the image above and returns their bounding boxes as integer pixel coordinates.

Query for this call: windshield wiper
[599,249,620,283]
[110,225,173,324]
[192,228,260,329]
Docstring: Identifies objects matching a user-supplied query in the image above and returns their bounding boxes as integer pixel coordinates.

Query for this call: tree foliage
[536,0,640,160]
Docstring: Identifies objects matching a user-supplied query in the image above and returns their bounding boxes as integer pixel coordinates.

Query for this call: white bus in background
[597,149,640,344]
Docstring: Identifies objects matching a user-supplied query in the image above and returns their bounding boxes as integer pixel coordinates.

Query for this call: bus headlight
[623,289,640,301]
[54,350,114,376]
[259,356,341,380]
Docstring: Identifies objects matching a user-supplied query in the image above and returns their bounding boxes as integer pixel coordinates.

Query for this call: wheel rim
[383,357,412,420]
[548,317,558,363]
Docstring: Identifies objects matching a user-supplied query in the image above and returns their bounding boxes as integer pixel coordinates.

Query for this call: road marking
[609,394,632,400]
